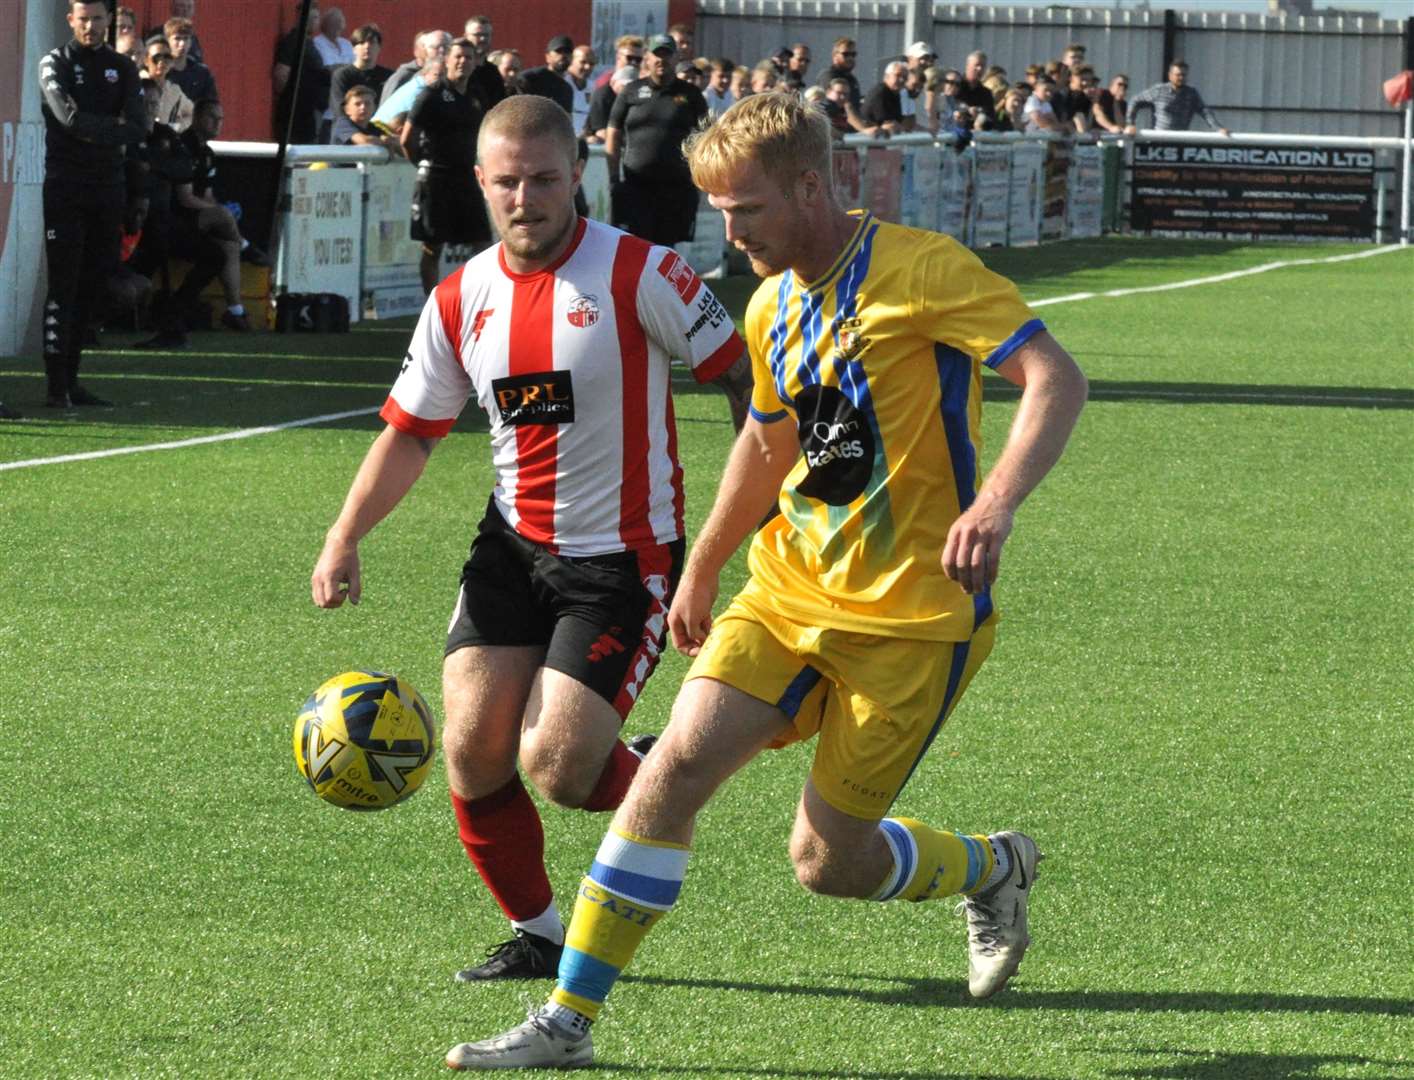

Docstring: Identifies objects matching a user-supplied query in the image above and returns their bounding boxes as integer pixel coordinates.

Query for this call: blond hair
[478,94,578,166]
[686,92,832,195]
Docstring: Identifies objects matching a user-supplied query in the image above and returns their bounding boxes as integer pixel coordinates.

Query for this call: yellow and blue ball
[293,671,436,811]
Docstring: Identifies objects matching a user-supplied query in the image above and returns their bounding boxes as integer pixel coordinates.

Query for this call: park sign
[1130,140,1376,241]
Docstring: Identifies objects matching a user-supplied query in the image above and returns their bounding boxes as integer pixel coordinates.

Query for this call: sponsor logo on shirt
[105,68,119,83]
[794,384,874,506]
[491,370,575,426]
[684,291,727,342]
[471,308,494,341]
[566,293,600,328]
[658,254,698,305]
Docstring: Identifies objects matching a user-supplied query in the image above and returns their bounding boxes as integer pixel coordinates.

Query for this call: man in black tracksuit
[39,1,146,408]
[605,34,707,246]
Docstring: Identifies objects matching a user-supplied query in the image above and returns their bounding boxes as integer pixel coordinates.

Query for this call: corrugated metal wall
[697,1,1410,137]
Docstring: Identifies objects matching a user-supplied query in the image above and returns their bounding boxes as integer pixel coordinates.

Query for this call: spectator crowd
[12,0,1225,418]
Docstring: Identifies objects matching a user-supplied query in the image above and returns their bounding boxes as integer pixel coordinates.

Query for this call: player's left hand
[942,491,1015,595]
[667,571,718,657]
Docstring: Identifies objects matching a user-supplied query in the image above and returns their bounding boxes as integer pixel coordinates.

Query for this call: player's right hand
[311,537,361,608]
[667,573,718,657]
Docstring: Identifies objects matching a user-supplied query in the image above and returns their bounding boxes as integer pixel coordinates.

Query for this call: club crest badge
[567,294,600,328]
[105,68,120,83]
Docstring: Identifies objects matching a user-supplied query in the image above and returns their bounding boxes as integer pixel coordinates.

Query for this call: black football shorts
[446,500,684,720]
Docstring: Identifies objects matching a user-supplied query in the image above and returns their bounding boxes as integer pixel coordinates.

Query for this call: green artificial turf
[1,237,1411,1079]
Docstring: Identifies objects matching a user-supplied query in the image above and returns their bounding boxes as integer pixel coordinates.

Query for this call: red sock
[450,775,552,922]
[580,740,640,812]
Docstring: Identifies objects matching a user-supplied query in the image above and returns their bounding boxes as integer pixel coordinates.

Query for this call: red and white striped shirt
[381,217,743,557]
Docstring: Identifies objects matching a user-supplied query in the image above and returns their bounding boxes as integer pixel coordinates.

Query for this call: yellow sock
[548,828,690,1022]
[872,818,995,902]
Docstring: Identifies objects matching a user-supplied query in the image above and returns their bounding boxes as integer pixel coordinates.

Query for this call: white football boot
[446,1010,593,1070]
[961,831,1042,999]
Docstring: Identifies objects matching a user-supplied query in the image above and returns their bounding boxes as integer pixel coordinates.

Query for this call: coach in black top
[39,1,146,409]
[402,38,491,294]
[605,34,707,246]
[516,35,575,114]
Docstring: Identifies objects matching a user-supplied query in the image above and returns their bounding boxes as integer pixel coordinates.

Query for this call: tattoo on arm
[713,353,754,433]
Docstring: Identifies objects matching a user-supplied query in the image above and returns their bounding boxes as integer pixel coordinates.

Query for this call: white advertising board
[937,147,972,242]
[1007,141,1046,247]
[1067,143,1104,239]
[361,162,422,316]
[277,166,364,321]
[900,145,941,233]
[969,143,1010,248]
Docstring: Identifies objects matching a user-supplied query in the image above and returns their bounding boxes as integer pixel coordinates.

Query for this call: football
[293,671,436,810]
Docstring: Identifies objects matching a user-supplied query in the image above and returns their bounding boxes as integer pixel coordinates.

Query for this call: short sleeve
[608,85,630,130]
[909,235,1044,370]
[637,248,744,384]
[381,280,472,437]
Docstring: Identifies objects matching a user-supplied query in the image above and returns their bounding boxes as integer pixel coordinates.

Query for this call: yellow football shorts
[686,591,995,819]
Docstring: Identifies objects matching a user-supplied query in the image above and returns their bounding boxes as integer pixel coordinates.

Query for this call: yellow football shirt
[741,211,1044,641]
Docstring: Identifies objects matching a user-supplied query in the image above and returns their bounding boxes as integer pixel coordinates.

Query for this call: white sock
[978,835,1012,892]
[511,900,563,945]
[227,304,245,317]
[540,1003,591,1039]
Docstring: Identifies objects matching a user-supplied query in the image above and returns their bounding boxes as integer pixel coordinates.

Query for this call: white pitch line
[0,406,380,472]
[1030,243,1405,307]
[4,244,1409,472]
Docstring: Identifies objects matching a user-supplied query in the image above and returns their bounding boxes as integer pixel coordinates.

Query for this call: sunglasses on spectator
[149,52,173,61]
[1115,81,1129,87]
[943,77,959,83]
[627,54,643,62]
[840,51,857,57]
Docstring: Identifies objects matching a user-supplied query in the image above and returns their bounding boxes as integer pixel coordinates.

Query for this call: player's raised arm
[942,330,1086,595]
[311,426,440,608]
[667,412,797,654]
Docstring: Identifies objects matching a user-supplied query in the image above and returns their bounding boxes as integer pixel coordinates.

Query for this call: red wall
[129,0,696,141]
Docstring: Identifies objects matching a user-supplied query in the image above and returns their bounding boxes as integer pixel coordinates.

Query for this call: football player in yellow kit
[447,91,1088,1071]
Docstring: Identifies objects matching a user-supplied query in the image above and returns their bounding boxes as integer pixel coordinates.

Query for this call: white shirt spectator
[566,72,593,138]
[313,34,354,69]
[1023,95,1056,133]
[704,86,735,118]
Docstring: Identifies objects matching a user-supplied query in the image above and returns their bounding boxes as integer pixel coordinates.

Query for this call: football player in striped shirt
[447,92,1087,1069]
[312,96,751,985]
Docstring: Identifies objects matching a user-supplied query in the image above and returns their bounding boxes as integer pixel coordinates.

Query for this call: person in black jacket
[39,1,146,408]
[401,38,491,293]
[515,36,575,114]
[605,35,707,245]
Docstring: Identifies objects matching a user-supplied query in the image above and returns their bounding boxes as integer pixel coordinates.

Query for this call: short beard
[500,208,576,263]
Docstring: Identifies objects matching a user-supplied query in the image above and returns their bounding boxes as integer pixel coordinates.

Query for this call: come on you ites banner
[1130,141,1377,241]
[277,166,364,321]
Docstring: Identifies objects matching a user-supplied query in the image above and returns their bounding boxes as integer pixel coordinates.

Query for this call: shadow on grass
[591,1066,1048,1080]
[1104,1047,1414,1080]
[624,972,1414,1018]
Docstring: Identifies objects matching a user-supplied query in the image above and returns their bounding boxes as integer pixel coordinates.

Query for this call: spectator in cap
[516,34,575,112]
[904,40,936,76]
[676,61,703,90]
[605,32,708,244]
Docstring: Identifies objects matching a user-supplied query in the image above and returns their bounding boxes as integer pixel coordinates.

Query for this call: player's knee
[789,835,867,898]
[521,747,595,808]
